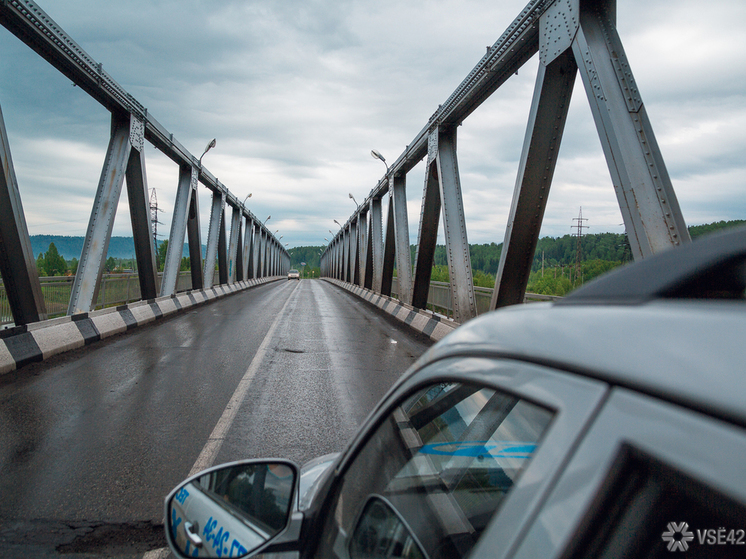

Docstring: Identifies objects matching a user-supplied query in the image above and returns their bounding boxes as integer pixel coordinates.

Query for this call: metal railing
[390,278,560,319]
[0,271,213,326]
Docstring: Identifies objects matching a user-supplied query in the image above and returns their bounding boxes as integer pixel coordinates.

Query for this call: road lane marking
[189,281,300,476]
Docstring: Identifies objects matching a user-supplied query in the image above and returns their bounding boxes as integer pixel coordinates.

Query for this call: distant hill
[30,235,196,260]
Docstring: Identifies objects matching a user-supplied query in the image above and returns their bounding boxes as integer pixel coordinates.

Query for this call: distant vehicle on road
[165,227,746,558]
[287,269,300,280]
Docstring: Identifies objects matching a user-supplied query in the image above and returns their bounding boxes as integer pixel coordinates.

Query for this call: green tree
[43,243,67,276]
[158,240,169,271]
[105,256,117,272]
[36,253,46,277]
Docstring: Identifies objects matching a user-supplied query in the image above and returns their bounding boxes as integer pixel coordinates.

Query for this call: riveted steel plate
[129,116,145,152]
[540,0,579,66]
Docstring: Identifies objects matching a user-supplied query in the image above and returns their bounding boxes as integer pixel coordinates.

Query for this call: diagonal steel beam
[124,125,158,302]
[492,49,577,309]
[68,114,132,315]
[161,165,197,297]
[436,126,477,322]
[573,0,689,259]
[0,101,46,324]
[202,190,224,289]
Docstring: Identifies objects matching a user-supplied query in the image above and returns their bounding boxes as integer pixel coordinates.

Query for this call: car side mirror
[165,460,298,558]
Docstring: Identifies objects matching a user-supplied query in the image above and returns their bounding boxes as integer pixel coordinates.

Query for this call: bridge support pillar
[162,165,198,297]
[492,49,577,309]
[573,0,689,258]
[203,190,224,289]
[0,101,47,324]
[227,204,242,283]
[413,127,477,323]
[69,113,158,314]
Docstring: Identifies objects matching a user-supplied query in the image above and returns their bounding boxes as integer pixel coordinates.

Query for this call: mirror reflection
[350,495,427,559]
[169,462,295,558]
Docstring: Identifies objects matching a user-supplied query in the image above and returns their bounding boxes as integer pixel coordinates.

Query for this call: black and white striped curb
[0,277,283,375]
[324,278,459,342]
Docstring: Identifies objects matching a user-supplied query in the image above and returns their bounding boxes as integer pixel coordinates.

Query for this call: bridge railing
[321,0,690,325]
[388,279,560,319]
[0,271,216,326]
[0,0,290,327]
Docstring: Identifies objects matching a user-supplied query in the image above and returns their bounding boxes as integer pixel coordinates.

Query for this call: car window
[314,381,554,559]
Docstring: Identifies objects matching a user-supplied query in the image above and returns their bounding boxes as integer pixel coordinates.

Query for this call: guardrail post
[368,197,382,290]
[0,100,47,324]
[572,0,689,258]
[492,47,577,309]
[161,165,197,296]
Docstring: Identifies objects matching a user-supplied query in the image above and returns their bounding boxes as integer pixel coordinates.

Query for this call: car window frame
[307,355,609,559]
[506,388,746,559]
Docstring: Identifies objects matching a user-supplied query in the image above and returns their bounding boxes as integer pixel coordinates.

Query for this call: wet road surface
[0,279,433,557]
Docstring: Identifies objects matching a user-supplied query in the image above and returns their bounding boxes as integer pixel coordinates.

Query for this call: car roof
[418,227,746,427]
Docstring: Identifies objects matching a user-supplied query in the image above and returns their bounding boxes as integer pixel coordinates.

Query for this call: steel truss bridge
[1,0,689,332]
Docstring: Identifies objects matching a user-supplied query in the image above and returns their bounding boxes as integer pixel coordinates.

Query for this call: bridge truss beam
[322,0,690,323]
[0,0,289,322]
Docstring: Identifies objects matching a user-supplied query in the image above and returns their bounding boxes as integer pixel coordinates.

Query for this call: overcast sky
[0,0,744,250]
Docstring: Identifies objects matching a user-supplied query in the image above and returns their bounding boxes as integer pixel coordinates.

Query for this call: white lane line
[189,281,299,477]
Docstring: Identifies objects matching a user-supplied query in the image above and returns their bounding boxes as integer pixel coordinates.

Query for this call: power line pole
[572,207,588,286]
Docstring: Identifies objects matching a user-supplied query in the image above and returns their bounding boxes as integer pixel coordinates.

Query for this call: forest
[31,220,744,292]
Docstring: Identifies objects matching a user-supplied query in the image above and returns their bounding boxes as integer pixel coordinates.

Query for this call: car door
[504,389,746,558]
[308,356,609,559]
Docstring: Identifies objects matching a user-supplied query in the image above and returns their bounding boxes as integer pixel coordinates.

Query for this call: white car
[288,269,300,280]
[165,227,746,559]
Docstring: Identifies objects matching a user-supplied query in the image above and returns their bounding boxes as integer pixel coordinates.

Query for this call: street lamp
[334,219,342,229]
[371,149,389,172]
[264,215,271,224]
[198,138,217,166]
[242,193,252,206]
[349,193,359,208]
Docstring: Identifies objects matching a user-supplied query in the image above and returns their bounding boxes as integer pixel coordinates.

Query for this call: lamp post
[241,193,252,206]
[371,149,389,172]
[349,193,359,208]
[264,215,271,224]
[198,138,216,166]
[334,220,342,229]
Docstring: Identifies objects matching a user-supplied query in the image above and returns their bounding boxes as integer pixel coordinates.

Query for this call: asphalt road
[0,279,433,558]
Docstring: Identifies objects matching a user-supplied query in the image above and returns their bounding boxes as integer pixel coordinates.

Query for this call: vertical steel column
[235,218,244,281]
[227,205,241,283]
[491,49,577,309]
[217,209,228,285]
[436,127,477,322]
[349,221,358,285]
[202,190,224,289]
[124,118,158,301]
[187,186,203,290]
[243,216,253,280]
[69,114,132,314]
[161,165,197,297]
[411,133,442,310]
[381,190,396,296]
[342,227,350,282]
[252,223,261,278]
[357,211,368,286]
[0,101,46,324]
[573,0,689,258]
[392,173,412,303]
[369,196,383,292]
